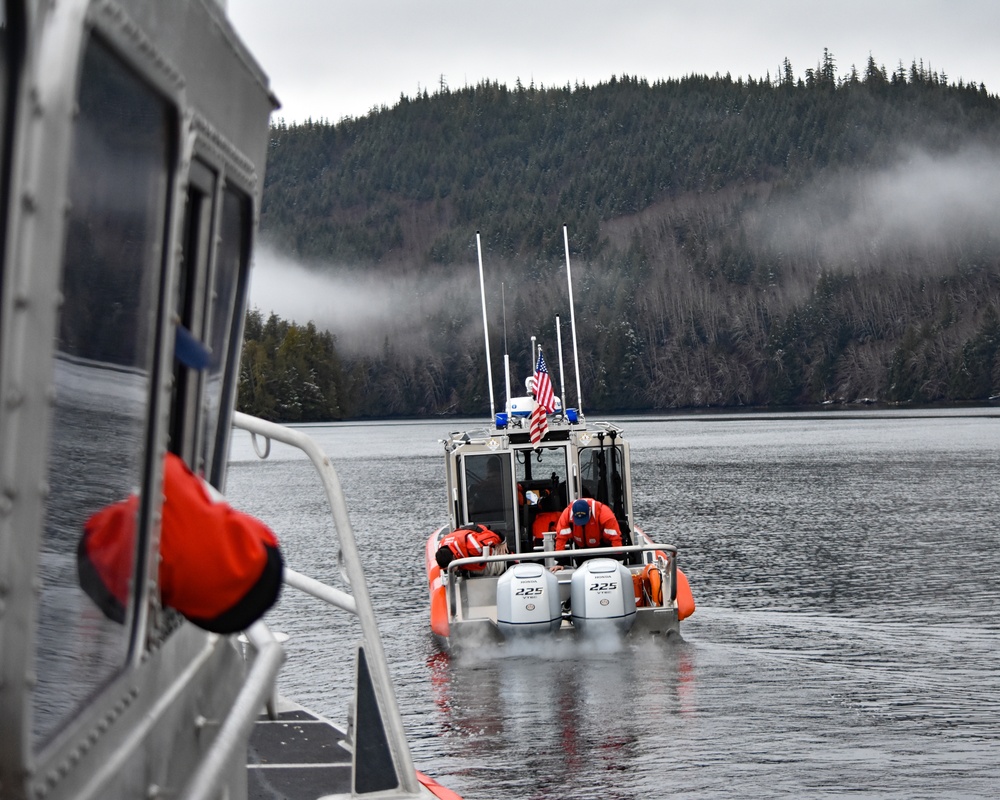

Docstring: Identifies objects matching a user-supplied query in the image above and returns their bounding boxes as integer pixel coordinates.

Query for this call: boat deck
[248,706,353,800]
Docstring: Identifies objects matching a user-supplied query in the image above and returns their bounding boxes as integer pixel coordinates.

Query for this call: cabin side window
[170,165,250,485]
[33,35,171,747]
[461,453,515,539]
[201,186,250,486]
[0,3,9,286]
[170,158,217,464]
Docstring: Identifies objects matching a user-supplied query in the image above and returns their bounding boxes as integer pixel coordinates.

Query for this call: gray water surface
[226,409,1000,799]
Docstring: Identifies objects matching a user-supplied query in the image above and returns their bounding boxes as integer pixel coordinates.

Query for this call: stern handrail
[231,412,420,795]
[446,542,678,572]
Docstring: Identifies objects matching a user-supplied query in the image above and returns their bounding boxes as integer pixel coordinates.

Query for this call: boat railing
[183,621,285,800]
[231,411,421,796]
[445,543,679,617]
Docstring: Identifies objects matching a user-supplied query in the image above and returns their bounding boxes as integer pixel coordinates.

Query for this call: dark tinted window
[34,36,170,746]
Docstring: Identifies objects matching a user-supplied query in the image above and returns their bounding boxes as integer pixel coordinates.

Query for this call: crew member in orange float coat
[555,498,622,552]
[435,523,506,573]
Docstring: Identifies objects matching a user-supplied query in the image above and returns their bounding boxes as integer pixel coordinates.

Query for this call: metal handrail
[181,622,285,800]
[229,412,420,795]
[446,542,678,572]
[285,566,358,615]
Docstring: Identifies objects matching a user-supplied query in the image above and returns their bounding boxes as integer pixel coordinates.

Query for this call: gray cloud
[247,242,479,355]
[751,145,1000,269]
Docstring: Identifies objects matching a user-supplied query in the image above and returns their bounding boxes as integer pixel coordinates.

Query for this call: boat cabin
[442,419,639,560]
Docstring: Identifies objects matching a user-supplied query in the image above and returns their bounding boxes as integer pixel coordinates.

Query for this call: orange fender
[417,770,464,800]
[426,530,450,638]
[632,572,646,607]
[676,567,695,620]
[642,563,663,606]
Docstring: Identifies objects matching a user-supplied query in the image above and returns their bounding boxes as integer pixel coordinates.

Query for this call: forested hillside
[240,52,1000,420]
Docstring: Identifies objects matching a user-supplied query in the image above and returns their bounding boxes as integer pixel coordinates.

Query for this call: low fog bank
[247,243,478,355]
[752,144,1000,268]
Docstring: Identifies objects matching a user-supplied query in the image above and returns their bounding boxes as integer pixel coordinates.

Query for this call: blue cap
[572,499,591,524]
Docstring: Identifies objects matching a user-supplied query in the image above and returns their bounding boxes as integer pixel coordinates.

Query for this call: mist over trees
[241,52,1000,421]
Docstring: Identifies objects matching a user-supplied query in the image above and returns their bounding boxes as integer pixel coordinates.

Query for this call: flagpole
[530,335,536,393]
[476,231,496,421]
[563,224,584,413]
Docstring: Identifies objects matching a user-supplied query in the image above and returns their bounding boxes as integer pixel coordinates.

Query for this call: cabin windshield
[515,445,569,550]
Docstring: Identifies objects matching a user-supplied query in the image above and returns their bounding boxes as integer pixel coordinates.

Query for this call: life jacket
[438,523,503,571]
[78,452,283,633]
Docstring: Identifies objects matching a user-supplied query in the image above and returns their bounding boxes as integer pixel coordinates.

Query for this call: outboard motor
[496,563,562,637]
[570,558,636,635]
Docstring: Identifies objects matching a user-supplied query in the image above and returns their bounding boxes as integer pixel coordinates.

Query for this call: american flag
[529,350,556,445]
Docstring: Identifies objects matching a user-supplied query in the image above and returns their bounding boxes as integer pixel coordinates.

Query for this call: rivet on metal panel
[29,86,42,116]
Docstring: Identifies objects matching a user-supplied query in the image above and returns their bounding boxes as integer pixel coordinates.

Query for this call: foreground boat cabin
[0,2,457,798]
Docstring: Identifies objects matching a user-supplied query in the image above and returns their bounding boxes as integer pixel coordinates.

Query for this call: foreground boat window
[33,36,170,747]
[0,4,9,290]
[200,186,250,484]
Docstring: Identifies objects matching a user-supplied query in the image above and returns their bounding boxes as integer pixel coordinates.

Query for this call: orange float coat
[436,524,504,571]
[554,499,622,550]
[78,452,283,633]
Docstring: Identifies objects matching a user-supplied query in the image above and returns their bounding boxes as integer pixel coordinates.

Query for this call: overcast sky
[227,0,1000,124]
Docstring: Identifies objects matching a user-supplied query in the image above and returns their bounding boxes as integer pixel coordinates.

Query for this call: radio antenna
[502,282,511,405]
[563,225,583,412]
[476,231,496,420]
[556,315,568,416]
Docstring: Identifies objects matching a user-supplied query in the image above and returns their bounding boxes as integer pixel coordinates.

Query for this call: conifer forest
[238,52,1000,421]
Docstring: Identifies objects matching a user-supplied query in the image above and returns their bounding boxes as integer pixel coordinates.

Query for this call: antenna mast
[555,315,568,415]
[563,225,584,412]
[502,283,511,406]
[476,232,496,420]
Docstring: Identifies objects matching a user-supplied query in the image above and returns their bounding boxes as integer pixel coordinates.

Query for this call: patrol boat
[0,1,455,798]
[425,232,695,649]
